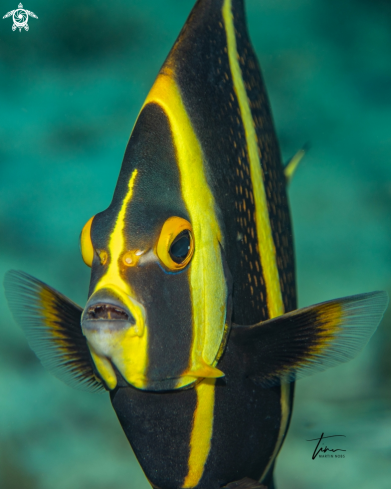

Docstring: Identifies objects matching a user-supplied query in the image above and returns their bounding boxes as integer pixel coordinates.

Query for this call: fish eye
[80,216,95,267]
[156,217,194,271]
[169,230,191,264]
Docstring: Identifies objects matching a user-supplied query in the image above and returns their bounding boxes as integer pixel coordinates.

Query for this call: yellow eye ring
[156,217,194,271]
[80,216,95,267]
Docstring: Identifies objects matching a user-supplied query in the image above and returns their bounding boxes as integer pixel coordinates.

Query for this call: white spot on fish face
[138,249,158,266]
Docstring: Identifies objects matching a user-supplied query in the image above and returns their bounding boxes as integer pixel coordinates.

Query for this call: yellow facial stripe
[89,169,149,390]
[222,0,289,481]
[182,379,216,488]
[89,349,117,390]
[95,169,138,297]
[143,72,227,376]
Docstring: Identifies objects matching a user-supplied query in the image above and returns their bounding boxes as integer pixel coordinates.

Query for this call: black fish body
[112,347,287,489]
[109,2,295,486]
[4,1,388,489]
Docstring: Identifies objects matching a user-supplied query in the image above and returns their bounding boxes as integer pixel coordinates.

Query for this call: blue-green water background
[1,0,391,487]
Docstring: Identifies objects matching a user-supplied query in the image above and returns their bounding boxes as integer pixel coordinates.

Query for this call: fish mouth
[85,302,133,322]
[82,302,135,334]
[81,290,144,343]
[81,287,140,334]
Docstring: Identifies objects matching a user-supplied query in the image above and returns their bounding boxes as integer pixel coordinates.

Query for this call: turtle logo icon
[3,3,38,32]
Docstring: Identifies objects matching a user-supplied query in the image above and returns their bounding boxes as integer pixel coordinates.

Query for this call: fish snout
[81,287,146,356]
[86,302,133,322]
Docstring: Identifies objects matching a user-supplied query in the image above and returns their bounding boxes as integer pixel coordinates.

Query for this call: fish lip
[81,319,132,333]
[84,302,131,322]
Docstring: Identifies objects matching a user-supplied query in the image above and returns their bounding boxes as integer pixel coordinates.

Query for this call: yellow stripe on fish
[222,1,290,482]
[183,379,216,488]
[142,69,228,384]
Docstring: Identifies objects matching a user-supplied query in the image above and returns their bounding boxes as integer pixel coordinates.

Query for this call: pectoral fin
[4,270,104,392]
[231,291,388,387]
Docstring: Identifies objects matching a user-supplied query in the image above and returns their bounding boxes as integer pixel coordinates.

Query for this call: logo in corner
[3,3,38,32]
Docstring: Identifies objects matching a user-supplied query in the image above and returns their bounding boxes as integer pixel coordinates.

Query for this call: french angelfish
[4,1,388,488]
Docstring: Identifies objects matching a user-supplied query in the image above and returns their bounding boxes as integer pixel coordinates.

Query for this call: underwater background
[1,0,390,487]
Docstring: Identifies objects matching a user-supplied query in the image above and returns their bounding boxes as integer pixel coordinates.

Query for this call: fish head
[79,100,231,392]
